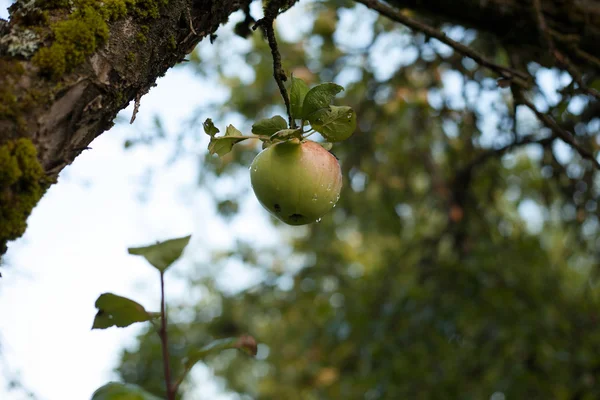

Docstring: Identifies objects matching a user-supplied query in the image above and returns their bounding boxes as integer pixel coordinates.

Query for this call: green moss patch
[32,0,168,79]
[0,138,49,254]
[0,61,28,130]
[33,3,110,78]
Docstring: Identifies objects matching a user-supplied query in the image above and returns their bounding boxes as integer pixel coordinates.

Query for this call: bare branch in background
[355,0,531,88]
[356,0,599,169]
[531,0,600,100]
[519,96,600,169]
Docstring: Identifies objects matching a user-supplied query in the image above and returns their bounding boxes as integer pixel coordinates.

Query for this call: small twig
[519,96,600,169]
[70,146,92,152]
[507,54,524,141]
[186,7,197,35]
[259,24,293,126]
[355,0,531,88]
[130,94,141,124]
[253,2,295,128]
[572,48,600,71]
[216,135,265,140]
[557,54,600,100]
[159,271,175,400]
[463,135,555,176]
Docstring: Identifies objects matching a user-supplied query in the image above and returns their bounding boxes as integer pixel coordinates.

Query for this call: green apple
[250,140,342,225]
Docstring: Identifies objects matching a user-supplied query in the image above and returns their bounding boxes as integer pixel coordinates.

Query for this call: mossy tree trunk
[0,0,598,256]
[0,0,250,255]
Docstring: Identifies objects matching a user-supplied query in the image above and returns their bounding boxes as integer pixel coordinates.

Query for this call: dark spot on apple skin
[274,204,281,213]
[289,214,304,222]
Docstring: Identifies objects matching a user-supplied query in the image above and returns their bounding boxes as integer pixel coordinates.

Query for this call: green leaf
[290,76,310,119]
[92,293,159,330]
[317,142,333,151]
[184,335,258,370]
[209,137,244,157]
[309,106,357,142]
[208,125,246,157]
[301,83,344,119]
[92,382,162,400]
[203,118,219,137]
[128,235,191,272]
[252,115,288,136]
[271,128,301,140]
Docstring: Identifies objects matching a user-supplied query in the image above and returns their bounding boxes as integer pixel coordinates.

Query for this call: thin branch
[355,0,531,88]
[253,2,295,128]
[519,96,600,169]
[557,54,600,100]
[264,23,290,122]
[186,6,197,35]
[159,271,175,400]
[572,48,600,71]
[130,93,142,124]
[357,0,598,168]
[508,55,522,141]
[462,135,555,177]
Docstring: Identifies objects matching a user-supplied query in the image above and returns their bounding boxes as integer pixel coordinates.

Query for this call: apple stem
[302,131,316,139]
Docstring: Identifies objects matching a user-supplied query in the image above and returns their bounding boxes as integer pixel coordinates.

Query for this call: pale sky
[0,66,247,399]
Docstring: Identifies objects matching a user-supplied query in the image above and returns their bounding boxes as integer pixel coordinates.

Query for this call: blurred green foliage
[117,0,600,398]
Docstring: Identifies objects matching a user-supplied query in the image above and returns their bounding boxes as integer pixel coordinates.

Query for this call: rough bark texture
[1,0,248,173]
[0,0,598,255]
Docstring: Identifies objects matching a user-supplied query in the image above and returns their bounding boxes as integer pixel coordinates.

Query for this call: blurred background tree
[112,0,600,399]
